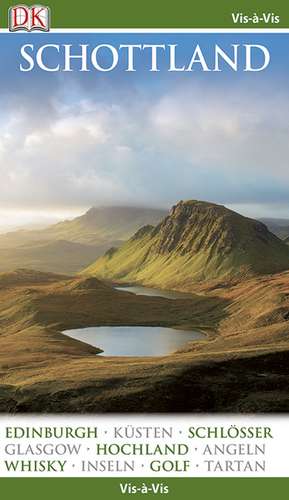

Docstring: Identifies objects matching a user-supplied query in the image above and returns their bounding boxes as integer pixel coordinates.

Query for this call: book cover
[0,1,288,498]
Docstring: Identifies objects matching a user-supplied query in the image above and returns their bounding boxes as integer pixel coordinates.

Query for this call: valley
[1,267,289,412]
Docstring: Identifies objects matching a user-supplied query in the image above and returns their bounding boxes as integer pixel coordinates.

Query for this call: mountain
[46,206,167,244]
[0,206,167,274]
[84,200,289,289]
[260,218,289,240]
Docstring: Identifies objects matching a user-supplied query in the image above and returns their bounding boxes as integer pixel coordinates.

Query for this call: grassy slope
[85,201,289,288]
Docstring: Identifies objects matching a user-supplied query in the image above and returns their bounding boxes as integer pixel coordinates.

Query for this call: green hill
[84,200,289,289]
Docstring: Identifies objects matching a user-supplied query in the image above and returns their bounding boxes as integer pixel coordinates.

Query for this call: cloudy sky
[0,32,289,229]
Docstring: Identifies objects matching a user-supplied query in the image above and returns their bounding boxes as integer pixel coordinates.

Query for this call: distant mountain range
[0,206,166,274]
[259,218,289,240]
[84,200,289,289]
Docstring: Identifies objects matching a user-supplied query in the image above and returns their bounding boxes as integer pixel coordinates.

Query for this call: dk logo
[9,4,50,32]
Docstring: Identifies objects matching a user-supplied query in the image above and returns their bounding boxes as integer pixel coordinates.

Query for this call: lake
[114,285,192,300]
[63,325,203,357]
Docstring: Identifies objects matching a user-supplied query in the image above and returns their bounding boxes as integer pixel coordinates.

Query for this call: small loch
[63,325,203,357]
[114,285,192,300]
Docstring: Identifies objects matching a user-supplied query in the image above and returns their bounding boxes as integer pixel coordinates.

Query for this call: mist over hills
[0,240,102,275]
[0,206,167,247]
[85,200,289,289]
[0,206,166,274]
